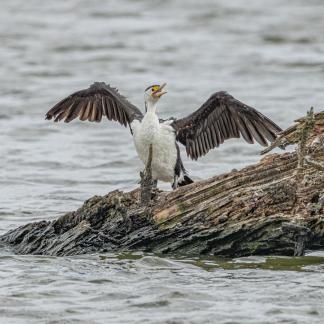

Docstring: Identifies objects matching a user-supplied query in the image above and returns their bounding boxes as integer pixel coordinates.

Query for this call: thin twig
[140,144,154,206]
[296,107,315,173]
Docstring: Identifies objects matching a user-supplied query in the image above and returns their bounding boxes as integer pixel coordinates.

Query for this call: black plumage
[173,143,193,189]
[45,82,143,127]
[171,91,282,160]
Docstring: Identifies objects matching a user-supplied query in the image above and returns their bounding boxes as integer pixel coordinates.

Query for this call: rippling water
[1,251,324,324]
[1,0,324,323]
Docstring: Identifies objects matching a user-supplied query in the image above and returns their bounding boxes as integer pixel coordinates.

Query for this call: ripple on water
[1,0,324,323]
[0,252,323,323]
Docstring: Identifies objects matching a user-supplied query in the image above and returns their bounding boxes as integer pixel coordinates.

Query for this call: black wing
[171,91,282,160]
[45,82,143,127]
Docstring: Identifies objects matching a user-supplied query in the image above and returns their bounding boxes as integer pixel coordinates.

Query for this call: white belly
[131,114,177,182]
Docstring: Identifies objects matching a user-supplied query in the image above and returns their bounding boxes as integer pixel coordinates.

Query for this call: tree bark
[1,110,323,257]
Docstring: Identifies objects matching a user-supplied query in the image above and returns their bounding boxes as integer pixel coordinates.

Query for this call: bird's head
[144,83,167,105]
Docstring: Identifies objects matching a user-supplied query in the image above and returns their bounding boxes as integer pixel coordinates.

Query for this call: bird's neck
[145,101,157,115]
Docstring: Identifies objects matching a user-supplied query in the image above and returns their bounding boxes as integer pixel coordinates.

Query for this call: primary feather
[171,91,282,160]
[45,82,143,127]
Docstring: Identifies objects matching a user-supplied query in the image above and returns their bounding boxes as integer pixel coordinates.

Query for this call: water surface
[1,0,324,323]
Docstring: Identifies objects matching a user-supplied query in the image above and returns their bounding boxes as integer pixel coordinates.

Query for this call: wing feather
[95,99,103,122]
[80,102,88,121]
[112,100,118,121]
[210,124,218,147]
[45,82,143,129]
[54,110,68,122]
[239,116,254,143]
[217,119,225,143]
[219,114,228,138]
[79,101,91,121]
[205,127,213,148]
[105,98,113,120]
[64,100,81,123]
[251,119,276,142]
[201,133,208,154]
[171,91,282,159]
[204,131,211,150]
[194,139,201,159]
[90,101,98,122]
[246,119,267,146]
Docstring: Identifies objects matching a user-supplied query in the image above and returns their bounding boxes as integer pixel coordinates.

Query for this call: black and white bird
[45,82,282,189]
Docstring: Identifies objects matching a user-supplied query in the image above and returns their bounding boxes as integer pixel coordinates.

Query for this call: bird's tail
[178,175,194,187]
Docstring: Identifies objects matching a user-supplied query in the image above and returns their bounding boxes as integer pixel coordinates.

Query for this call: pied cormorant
[45,82,282,189]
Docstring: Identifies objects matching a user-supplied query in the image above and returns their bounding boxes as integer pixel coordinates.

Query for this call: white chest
[131,113,177,182]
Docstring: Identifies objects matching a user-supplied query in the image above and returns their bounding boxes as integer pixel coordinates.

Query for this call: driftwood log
[1,110,323,257]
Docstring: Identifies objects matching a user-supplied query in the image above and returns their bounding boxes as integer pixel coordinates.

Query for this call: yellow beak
[153,83,167,98]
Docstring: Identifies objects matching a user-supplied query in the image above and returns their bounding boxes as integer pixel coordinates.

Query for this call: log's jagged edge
[1,110,323,257]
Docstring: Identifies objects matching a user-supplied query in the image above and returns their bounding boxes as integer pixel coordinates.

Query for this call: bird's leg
[140,144,155,206]
[172,175,178,190]
[153,179,158,189]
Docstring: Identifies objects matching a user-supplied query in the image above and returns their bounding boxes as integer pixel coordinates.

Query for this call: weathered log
[1,110,323,257]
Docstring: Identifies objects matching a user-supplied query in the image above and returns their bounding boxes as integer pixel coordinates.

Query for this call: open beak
[153,83,167,98]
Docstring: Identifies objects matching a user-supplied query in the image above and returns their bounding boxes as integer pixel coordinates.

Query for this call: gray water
[1,0,324,323]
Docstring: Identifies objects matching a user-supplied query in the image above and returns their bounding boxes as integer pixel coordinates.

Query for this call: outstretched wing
[45,82,143,127]
[171,91,282,160]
